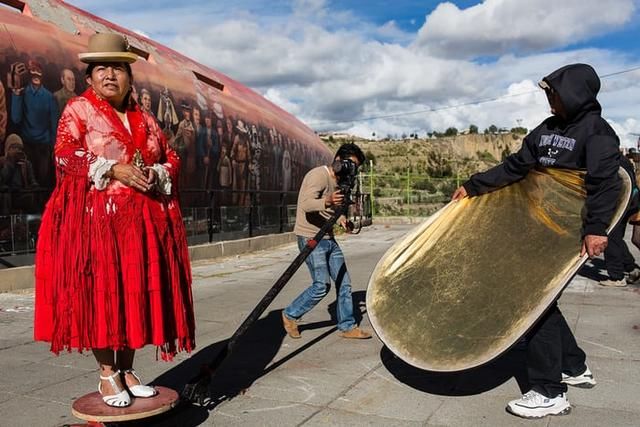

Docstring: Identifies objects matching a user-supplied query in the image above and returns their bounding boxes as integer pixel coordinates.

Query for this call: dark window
[128,44,150,61]
[0,0,26,12]
[193,71,224,92]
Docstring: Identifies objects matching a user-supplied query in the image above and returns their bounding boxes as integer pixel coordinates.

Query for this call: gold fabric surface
[367,167,631,372]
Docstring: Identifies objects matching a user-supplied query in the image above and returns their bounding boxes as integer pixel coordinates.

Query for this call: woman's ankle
[98,373,123,396]
[122,369,141,387]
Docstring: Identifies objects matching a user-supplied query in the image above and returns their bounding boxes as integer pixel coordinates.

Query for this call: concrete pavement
[0,223,639,426]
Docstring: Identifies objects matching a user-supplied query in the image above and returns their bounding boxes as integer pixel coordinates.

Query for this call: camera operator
[282,143,371,340]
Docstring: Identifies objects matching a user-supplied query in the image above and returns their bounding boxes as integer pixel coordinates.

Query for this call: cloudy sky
[68,0,640,146]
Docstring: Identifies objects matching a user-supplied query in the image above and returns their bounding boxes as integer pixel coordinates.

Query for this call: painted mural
[0,0,332,217]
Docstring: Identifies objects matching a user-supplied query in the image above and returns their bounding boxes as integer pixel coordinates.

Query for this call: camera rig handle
[182,202,348,405]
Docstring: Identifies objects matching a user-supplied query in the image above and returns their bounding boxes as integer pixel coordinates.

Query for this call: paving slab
[0,394,73,427]
[303,407,424,427]
[327,366,444,422]
[0,224,639,426]
[548,405,639,427]
[427,395,550,427]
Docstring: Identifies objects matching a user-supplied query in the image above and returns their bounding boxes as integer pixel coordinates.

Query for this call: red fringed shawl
[34,89,195,359]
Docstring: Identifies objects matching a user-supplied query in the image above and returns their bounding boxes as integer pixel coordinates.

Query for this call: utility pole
[369,160,374,217]
[406,167,411,205]
[631,133,640,151]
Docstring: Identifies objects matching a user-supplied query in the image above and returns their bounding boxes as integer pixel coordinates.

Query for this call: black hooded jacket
[463,63,621,236]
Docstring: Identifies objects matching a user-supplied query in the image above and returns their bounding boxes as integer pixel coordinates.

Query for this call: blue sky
[328,0,482,31]
[69,0,640,145]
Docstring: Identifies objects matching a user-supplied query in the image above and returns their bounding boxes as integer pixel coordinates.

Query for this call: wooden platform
[71,386,178,423]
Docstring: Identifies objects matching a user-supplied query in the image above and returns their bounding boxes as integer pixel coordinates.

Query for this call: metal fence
[0,188,373,265]
[359,172,465,217]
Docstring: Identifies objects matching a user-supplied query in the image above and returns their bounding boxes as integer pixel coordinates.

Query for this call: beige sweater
[294,166,342,238]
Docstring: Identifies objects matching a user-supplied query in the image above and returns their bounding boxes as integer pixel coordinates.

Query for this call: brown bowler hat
[78,33,138,64]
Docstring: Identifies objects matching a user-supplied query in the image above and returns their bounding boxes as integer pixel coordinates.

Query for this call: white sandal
[98,370,131,407]
[123,369,157,398]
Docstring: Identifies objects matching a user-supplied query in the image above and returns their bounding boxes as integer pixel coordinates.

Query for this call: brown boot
[339,327,372,339]
[282,311,301,339]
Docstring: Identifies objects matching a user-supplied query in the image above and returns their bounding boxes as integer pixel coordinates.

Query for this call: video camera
[332,158,359,205]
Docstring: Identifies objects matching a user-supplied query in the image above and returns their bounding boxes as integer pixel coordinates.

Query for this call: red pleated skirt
[34,177,195,359]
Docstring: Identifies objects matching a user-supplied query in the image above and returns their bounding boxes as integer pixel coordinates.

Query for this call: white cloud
[70,0,640,146]
[174,9,639,141]
[609,118,640,148]
[414,0,636,58]
[376,20,413,43]
[292,0,328,19]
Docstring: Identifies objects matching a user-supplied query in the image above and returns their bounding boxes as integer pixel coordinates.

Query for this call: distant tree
[488,124,498,134]
[371,132,376,139]
[483,128,489,135]
[401,133,407,140]
[328,135,334,142]
[444,127,458,137]
[510,127,528,134]
[469,124,479,134]
[365,150,377,165]
[414,133,419,139]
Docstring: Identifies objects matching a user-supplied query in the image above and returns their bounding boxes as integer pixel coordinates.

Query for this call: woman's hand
[109,163,153,192]
[144,167,158,187]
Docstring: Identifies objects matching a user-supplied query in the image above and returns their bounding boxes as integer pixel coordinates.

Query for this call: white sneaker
[506,390,571,419]
[562,366,596,388]
[598,278,627,287]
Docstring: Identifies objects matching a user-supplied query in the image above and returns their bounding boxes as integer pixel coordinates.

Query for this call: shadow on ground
[125,291,367,426]
[380,343,529,397]
[577,258,608,282]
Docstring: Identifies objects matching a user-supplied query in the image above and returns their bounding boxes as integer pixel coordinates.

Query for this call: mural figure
[157,86,178,130]
[202,113,219,189]
[139,88,154,117]
[9,59,58,187]
[249,124,262,202]
[231,120,250,205]
[0,79,6,153]
[282,139,292,192]
[213,102,223,123]
[130,84,139,105]
[0,134,38,214]
[174,103,195,187]
[217,144,232,206]
[224,116,235,152]
[53,68,77,115]
[191,105,202,185]
[272,128,283,190]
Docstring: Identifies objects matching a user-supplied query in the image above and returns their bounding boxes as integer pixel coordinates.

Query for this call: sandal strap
[99,370,124,394]
[123,369,142,383]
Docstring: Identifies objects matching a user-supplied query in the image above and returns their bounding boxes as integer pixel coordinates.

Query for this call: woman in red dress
[34,33,195,407]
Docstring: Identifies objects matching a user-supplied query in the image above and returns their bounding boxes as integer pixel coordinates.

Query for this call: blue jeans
[284,236,356,332]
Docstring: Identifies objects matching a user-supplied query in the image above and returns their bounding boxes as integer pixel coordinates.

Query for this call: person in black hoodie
[452,63,621,419]
[599,154,640,286]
